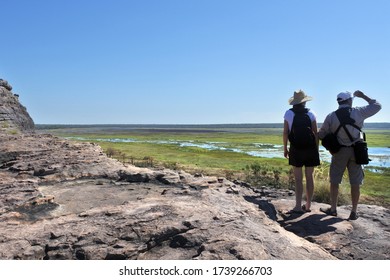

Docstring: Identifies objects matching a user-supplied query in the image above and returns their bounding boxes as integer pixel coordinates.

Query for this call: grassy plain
[40,124,390,207]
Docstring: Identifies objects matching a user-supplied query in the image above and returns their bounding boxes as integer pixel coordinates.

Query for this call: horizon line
[36,122,390,126]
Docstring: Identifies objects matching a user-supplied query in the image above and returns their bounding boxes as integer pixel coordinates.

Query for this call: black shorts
[289,145,320,167]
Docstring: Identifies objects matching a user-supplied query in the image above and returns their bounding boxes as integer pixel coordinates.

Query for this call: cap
[337,91,353,102]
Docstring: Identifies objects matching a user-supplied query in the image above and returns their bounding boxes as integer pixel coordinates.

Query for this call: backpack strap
[290,108,311,127]
[290,107,309,114]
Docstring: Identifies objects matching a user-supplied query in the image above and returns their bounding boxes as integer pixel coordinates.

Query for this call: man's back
[319,99,381,146]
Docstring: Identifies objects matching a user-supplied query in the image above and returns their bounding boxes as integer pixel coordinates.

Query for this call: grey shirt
[318,99,382,146]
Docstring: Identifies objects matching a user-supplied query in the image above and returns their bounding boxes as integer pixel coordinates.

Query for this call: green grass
[98,141,288,175]
[360,169,390,206]
[363,129,390,147]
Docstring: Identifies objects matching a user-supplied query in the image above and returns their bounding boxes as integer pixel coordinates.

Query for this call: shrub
[105,147,117,158]
[312,180,350,205]
[163,161,180,170]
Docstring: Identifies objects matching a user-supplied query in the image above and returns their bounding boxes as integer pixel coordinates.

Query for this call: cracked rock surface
[0,85,388,260]
[0,133,334,260]
[1,133,389,260]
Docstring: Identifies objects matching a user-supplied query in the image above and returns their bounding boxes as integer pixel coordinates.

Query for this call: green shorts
[330,147,364,185]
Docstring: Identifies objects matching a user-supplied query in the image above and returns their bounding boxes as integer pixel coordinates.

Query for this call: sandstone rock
[0,133,337,260]
[264,199,390,259]
[154,170,181,185]
[1,132,389,260]
[0,80,35,133]
[0,79,12,91]
[0,83,388,260]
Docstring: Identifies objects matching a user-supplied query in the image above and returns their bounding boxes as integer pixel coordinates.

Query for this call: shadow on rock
[243,195,278,221]
[279,214,344,238]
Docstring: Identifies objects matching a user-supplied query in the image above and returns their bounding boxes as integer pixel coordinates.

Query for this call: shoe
[302,205,311,213]
[320,207,337,217]
[348,211,359,220]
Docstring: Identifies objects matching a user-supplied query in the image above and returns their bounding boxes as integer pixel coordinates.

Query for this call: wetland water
[67,137,390,168]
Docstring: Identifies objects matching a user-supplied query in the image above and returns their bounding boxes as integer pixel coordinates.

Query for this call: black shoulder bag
[321,125,343,154]
[321,108,348,154]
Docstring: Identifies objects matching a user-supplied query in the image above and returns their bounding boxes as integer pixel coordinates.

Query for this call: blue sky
[1,0,389,124]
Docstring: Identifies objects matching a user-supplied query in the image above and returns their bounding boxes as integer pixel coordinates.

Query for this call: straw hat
[288,90,313,105]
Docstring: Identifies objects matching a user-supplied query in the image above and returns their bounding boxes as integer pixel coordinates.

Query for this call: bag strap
[334,123,343,136]
[334,108,365,142]
[341,124,355,142]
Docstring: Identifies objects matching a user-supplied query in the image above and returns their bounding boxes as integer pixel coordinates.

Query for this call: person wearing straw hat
[283,90,320,214]
[318,90,381,220]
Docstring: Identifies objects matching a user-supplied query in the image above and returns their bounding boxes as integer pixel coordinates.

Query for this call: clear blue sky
[1,0,389,124]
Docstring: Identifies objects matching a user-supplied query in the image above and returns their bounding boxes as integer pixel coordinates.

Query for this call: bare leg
[351,184,360,213]
[304,166,315,210]
[330,183,339,212]
[293,167,303,211]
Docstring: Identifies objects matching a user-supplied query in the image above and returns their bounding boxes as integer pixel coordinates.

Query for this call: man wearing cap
[318,90,381,220]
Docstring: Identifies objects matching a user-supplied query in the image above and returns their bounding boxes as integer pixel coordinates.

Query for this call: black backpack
[288,108,316,149]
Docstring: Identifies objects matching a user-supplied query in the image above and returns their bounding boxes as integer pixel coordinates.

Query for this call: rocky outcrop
[0,133,389,260]
[0,80,388,260]
[0,133,335,260]
[0,79,35,133]
[267,199,389,259]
